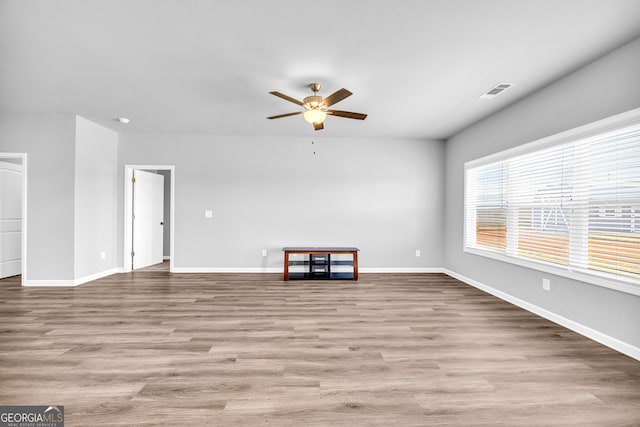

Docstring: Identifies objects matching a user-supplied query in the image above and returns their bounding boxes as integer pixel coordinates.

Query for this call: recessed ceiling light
[117,117,130,124]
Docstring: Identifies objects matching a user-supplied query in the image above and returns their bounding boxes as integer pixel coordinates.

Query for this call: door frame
[123,165,175,273]
[0,153,28,285]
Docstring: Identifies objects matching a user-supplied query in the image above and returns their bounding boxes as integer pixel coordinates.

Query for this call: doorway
[123,165,174,273]
[0,154,27,284]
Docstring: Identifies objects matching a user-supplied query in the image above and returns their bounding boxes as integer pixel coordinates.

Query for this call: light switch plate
[205,210,213,218]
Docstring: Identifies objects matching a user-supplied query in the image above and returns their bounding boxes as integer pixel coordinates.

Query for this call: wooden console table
[282,247,359,281]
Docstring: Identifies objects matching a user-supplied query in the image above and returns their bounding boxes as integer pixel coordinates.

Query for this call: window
[465,110,640,294]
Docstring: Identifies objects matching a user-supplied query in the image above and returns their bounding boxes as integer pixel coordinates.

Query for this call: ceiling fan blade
[327,110,367,120]
[322,88,352,107]
[269,91,304,107]
[313,121,324,131]
[267,111,303,120]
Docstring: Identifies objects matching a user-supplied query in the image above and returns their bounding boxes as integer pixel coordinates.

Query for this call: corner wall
[444,37,640,351]
[74,116,118,280]
[0,113,120,284]
[0,113,76,281]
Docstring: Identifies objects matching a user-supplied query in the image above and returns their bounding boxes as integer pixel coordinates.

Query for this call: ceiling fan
[267,83,367,131]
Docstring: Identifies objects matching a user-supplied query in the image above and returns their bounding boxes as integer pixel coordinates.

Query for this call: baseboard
[22,279,76,287]
[442,268,640,362]
[360,267,445,273]
[169,267,445,274]
[73,268,121,286]
[22,268,121,287]
[163,256,171,260]
[170,267,281,273]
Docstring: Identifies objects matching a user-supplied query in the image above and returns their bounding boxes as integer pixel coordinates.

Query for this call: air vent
[479,83,514,99]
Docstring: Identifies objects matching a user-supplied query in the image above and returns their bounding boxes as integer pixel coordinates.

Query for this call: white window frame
[464,107,640,297]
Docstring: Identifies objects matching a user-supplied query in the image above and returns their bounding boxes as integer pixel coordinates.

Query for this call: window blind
[465,122,640,286]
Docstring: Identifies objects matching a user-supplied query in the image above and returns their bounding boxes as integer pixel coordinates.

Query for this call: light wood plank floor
[1,272,639,426]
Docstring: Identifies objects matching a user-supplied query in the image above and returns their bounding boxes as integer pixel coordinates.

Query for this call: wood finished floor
[0,272,639,426]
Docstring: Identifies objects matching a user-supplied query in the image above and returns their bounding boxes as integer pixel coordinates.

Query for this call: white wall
[74,116,118,279]
[118,134,445,270]
[0,113,76,281]
[444,37,640,350]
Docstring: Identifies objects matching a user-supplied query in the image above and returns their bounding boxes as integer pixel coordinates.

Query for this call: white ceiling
[2,0,640,140]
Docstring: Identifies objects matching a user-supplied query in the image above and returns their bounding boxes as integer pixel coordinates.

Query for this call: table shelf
[282,247,359,281]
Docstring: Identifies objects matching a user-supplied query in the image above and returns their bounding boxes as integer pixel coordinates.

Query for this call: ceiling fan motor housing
[303,95,323,109]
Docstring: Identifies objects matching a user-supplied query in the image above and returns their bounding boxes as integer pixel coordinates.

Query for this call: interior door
[0,161,22,279]
[132,170,164,269]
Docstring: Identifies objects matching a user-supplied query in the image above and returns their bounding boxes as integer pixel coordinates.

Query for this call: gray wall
[158,169,171,258]
[118,135,445,270]
[0,113,76,281]
[444,37,640,348]
[74,116,118,278]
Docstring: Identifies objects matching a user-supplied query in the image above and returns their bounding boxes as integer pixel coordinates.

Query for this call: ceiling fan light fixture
[303,109,327,124]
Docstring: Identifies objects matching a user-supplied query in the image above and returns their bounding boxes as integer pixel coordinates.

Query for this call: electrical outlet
[542,278,551,291]
[261,249,267,257]
[100,251,106,260]
[205,210,213,218]
[415,249,421,257]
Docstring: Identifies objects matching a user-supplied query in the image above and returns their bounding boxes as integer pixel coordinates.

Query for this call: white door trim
[123,165,175,273]
[0,153,27,286]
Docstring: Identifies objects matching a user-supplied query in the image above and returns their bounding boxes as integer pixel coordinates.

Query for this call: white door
[132,170,164,269]
[0,161,22,279]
